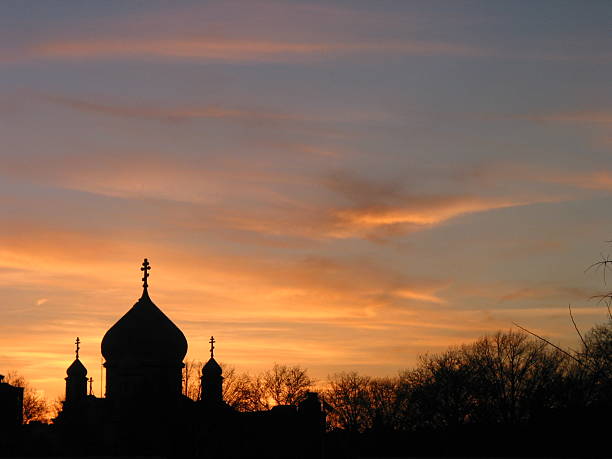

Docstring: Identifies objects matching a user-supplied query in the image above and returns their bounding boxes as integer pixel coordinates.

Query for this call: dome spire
[75,337,80,359]
[141,258,151,291]
[209,336,215,358]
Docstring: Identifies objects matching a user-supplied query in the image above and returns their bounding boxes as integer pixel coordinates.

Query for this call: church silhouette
[54,259,325,458]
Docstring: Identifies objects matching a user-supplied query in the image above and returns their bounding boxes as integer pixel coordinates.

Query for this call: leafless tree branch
[512,323,584,367]
[568,304,588,353]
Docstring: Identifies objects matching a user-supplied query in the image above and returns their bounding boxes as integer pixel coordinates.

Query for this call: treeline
[184,322,611,434]
[325,324,610,433]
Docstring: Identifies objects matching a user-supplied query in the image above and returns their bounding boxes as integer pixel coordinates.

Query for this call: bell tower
[201,336,223,403]
[65,337,88,404]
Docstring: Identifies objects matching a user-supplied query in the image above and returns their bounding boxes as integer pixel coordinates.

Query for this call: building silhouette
[0,375,23,430]
[53,259,324,458]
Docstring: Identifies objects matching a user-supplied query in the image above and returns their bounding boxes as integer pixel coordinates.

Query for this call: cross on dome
[209,336,215,358]
[141,258,151,289]
[75,337,81,359]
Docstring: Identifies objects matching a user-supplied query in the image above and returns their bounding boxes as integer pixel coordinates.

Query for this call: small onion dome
[67,358,87,377]
[202,357,222,377]
[101,288,188,363]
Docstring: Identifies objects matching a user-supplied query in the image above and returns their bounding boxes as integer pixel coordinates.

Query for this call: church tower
[65,337,87,404]
[201,336,223,403]
[101,259,188,404]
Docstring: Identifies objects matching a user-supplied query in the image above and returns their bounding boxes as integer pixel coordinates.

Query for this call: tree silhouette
[401,348,475,429]
[221,364,262,411]
[465,330,566,424]
[182,359,203,400]
[324,372,372,432]
[262,363,313,407]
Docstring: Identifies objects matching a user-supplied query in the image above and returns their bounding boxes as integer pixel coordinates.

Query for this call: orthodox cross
[209,336,215,358]
[141,258,151,289]
[75,337,80,359]
[88,377,93,396]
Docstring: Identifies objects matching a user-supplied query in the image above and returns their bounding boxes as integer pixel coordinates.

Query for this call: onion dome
[67,337,87,376]
[67,358,87,377]
[202,357,222,377]
[202,336,222,376]
[101,259,188,363]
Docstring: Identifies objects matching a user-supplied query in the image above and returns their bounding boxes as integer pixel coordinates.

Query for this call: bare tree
[49,395,65,421]
[182,359,203,400]
[465,330,567,424]
[261,363,313,407]
[562,320,612,407]
[221,364,265,411]
[366,376,408,431]
[401,348,475,429]
[324,372,372,432]
[4,371,49,423]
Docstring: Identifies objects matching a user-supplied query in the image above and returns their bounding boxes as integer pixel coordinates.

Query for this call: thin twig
[585,253,612,284]
[512,322,584,367]
[568,304,588,352]
[588,293,612,321]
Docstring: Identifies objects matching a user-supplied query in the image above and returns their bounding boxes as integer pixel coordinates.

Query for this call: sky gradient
[1,0,611,401]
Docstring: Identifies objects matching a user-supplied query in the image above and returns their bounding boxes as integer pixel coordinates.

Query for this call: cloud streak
[334,196,527,228]
[38,93,306,123]
[6,37,487,64]
[514,111,612,125]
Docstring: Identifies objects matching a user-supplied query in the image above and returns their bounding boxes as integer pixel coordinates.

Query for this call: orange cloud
[321,172,552,238]
[195,193,541,241]
[334,196,527,228]
[393,288,446,304]
[21,37,485,63]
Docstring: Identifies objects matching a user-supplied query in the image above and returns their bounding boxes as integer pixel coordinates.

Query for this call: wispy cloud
[35,93,392,128]
[38,93,306,123]
[514,110,612,125]
[393,288,447,304]
[8,37,487,64]
[543,170,612,191]
[321,173,550,239]
[498,286,589,303]
[334,196,525,228]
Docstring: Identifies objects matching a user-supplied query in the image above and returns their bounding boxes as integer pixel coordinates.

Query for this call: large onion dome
[101,259,187,363]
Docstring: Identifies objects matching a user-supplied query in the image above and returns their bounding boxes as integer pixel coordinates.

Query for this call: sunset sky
[1,1,611,401]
